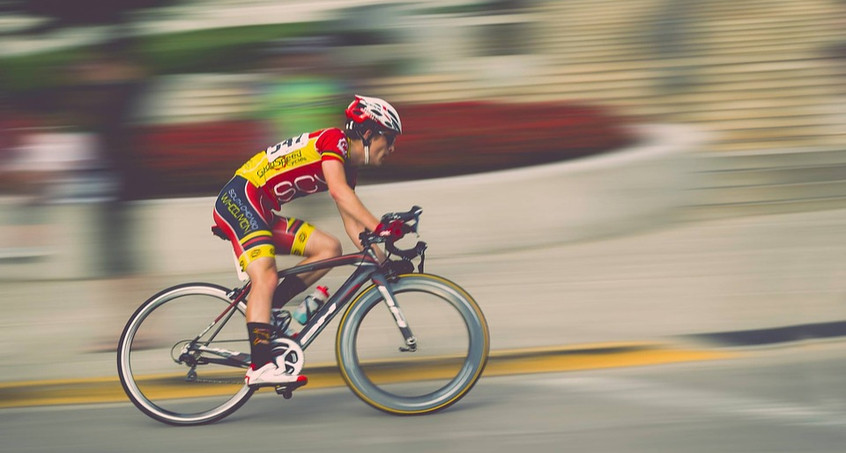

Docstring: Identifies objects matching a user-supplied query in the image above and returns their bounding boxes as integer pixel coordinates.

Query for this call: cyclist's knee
[318,235,342,259]
[327,235,342,257]
[307,231,342,260]
[246,258,277,287]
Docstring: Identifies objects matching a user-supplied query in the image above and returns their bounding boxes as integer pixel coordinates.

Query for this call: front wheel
[336,274,490,415]
[117,283,254,425]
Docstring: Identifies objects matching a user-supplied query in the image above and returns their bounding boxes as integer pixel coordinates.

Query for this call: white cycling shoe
[245,362,307,387]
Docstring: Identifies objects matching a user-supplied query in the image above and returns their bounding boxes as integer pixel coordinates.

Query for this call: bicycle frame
[287,251,381,349]
[202,245,415,366]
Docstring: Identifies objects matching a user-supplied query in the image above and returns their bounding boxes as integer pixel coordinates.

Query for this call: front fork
[372,273,418,352]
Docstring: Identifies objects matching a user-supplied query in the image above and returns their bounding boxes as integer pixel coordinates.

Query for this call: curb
[682,320,846,348]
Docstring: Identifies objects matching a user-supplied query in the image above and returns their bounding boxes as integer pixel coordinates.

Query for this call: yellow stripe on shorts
[239,230,272,245]
[291,222,315,256]
[238,244,275,271]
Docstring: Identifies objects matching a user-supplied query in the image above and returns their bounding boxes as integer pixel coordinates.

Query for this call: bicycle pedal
[274,375,308,399]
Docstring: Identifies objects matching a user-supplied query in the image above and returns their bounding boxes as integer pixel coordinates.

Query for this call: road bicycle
[117,206,490,425]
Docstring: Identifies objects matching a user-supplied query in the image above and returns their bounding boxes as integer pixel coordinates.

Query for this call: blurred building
[122,0,845,155]
[1,0,844,279]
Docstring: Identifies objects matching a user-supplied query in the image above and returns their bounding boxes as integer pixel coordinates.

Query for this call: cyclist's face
[368,131,397,166]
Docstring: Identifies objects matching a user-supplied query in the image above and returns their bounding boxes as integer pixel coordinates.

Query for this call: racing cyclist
[212,95,403,387]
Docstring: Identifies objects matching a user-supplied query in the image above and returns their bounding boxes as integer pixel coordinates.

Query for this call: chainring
[271,337,304,375]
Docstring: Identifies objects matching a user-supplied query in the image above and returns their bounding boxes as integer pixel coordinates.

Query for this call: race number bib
[266,132,309,162]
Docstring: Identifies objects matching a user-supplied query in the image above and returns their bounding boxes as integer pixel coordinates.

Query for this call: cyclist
[212,95,402,387]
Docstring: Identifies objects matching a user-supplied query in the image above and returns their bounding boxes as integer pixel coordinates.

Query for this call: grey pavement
[1,208,845,383]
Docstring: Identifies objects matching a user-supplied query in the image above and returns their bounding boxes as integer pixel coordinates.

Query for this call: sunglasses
[377,131,398,147]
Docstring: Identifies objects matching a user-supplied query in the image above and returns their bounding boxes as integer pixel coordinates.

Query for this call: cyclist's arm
[322,159,383,256]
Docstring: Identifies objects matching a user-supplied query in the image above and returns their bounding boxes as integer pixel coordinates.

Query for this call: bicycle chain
[189,377,246,385]
[170,338,250,385]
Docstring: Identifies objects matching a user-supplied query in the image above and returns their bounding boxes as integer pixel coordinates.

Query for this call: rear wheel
[117,283,254,425]
[336,274,489,414]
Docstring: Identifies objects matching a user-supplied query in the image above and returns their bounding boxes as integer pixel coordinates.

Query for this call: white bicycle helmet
[345,95,403,136]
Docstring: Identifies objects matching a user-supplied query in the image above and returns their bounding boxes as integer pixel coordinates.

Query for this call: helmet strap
[347,123,374,165]
[359,128,374,165]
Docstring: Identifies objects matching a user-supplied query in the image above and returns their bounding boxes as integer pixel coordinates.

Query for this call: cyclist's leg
[271,217,342,306]
[243,256,278,368]
[213,176,278,367]
[244,257,277,323]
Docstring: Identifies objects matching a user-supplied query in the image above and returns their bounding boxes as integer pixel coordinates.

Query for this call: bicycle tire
[335,274,489,415]
[117,283,255,425]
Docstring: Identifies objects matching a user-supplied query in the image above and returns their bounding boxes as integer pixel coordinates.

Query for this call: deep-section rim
[336,274,490,415]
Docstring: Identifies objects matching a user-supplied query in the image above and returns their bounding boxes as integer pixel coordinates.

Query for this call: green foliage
[140,22,314,73]
[0,22,317,92]
[0,48,86,93]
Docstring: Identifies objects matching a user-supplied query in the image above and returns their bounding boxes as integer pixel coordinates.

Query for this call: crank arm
[183,345,251,367]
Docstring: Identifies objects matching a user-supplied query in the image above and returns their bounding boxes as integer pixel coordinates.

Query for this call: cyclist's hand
[374,220,405,239]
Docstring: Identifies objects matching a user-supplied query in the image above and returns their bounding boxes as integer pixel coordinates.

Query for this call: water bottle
[292,286,329,325]
[271,308,294,337]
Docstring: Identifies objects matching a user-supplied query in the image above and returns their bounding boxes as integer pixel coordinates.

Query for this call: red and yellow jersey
[234,128,356,209]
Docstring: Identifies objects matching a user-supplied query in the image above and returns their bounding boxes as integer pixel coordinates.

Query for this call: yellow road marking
[0,344,737,409]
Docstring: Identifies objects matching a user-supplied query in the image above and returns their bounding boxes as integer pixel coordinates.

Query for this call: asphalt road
[3,342,846,453]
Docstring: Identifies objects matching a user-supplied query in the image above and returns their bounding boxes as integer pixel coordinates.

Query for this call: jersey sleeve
[315,128,349,164]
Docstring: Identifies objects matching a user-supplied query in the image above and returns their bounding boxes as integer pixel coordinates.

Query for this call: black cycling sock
[247,322,274,368]
[272,276,308,309]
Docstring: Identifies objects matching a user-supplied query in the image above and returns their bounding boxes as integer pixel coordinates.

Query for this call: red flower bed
[361,101,634,182]
[131,102,634,198]
[134,120,267,198]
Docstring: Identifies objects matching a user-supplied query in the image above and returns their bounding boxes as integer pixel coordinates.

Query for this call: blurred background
[1,0,845,402]
[1,1,846,449]
[0,0,843,278]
